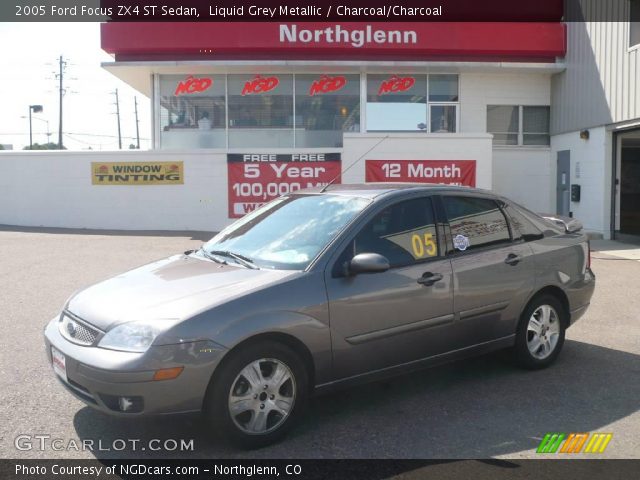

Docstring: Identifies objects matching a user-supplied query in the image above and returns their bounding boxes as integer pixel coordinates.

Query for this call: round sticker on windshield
[453,234,470,251]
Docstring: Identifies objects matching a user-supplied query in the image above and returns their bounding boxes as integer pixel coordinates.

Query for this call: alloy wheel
[227,358,296,435]
[526,304,561,360]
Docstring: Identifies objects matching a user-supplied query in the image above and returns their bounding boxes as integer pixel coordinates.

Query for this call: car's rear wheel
[204,341,308,448]
[514,295,566,369]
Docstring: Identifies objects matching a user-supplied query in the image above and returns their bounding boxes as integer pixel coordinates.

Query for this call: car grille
[59,311,102,346]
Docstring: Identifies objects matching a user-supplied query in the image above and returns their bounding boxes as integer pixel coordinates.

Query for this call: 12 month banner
[227,153,341,218]
[91,161,184,185]
[366,159,476,187]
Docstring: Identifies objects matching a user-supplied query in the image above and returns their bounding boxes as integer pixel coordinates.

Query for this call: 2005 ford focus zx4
[45,184,595,447]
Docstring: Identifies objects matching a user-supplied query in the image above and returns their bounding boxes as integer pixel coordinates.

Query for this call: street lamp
[28,105,43,150]
[21,116,51,146]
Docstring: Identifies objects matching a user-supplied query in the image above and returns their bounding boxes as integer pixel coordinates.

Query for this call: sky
[0,23,151,151]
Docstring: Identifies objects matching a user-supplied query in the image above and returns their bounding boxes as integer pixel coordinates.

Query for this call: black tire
[203,340,308,449]
[513,294,566,369]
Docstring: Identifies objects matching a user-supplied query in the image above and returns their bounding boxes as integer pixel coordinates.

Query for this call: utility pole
[56,55,66,149]
[113,89,122,149]
[134,96,140,149]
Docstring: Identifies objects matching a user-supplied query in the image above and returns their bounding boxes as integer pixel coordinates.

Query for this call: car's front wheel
[204,341,308,448]
[514,295,566,369]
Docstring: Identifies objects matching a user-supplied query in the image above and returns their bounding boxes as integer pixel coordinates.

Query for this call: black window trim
[330,193,444,277]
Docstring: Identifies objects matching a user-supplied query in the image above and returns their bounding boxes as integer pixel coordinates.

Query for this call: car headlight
[98,320,178,353]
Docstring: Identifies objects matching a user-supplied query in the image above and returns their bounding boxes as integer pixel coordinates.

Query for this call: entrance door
[619,134,640,236]
[557,150,571,217]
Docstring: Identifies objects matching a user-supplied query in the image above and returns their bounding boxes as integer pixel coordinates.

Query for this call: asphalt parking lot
[0,226,638,459]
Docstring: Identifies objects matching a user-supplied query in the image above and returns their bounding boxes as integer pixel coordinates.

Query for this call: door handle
[417,272,443,286]
[504,253,522,266]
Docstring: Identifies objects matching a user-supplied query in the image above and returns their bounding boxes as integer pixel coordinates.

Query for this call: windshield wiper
[208,250,259,269]
[198,247,227,265]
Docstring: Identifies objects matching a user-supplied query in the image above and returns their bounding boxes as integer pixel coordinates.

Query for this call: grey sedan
[44,184,595,447]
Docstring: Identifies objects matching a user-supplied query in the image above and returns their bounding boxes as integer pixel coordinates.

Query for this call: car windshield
[202,194,371,270]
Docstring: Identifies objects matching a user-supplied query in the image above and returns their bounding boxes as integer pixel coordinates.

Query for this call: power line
[64,133,119,147]
[0,132,149,140]
[67,131,149,140]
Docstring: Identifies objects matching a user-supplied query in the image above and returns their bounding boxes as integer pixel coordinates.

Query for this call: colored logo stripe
[560,433,589,453]
[584,433,613,453]
[537,433,613,454]
[537,433,566,453]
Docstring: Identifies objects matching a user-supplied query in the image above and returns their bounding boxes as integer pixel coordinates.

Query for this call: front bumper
[44,317,227,416]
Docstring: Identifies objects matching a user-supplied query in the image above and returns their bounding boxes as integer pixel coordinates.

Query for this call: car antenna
[320,135,390,193]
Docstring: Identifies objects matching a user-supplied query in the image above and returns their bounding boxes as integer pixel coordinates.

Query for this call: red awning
[101,22,566,63]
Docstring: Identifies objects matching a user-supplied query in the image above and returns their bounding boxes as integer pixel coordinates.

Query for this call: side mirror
[348,253,390,275]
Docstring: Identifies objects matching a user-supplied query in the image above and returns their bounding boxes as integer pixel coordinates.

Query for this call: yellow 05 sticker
[411,232,437,259]
[386,228,438,260]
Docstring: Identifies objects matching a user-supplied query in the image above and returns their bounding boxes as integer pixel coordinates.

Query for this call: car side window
[334,197,438,271]
[442,196,511,252]
[503,204,543,242]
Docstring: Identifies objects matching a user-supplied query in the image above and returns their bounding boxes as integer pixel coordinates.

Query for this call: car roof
[296,183,495,199]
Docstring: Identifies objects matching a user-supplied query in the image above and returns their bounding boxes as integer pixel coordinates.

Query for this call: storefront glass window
[159,74,226,149]
[228,74,294,148]
[366,74,427,131]
[366,74,458,133]
[523,106,550,145]
[294,74,360,148]
[487,106,519,145]
[487,105,550,146]
[430,105,457,133]
[429,75,459,102]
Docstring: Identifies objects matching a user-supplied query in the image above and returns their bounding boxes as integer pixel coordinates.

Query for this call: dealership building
[1,3,638,239]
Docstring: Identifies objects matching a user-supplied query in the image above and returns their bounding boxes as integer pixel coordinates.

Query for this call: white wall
[0,134,493,232]
[0,150,229,232]
[0,71,560,232]
[492,148,553,214]
[552,12,640,134]
[550,126,612,238]
[460,72,551,133]
[342,133,493,188]
[459,71,554,215]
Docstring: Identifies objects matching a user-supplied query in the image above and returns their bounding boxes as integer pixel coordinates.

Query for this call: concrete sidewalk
[591,239,640,261]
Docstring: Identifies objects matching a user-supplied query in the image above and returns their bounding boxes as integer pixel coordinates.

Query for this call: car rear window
[503,204,544,241]
[443,196,511,252]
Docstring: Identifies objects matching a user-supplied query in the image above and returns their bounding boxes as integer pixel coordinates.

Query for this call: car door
[440,195,535,348]
[324,195,455,380]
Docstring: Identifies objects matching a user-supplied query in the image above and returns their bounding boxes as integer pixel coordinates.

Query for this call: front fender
[161,270,332,385]
[215,310,332,385]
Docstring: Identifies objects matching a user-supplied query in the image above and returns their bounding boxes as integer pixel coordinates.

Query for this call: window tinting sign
[309,75,347,96]
[227,153,341,218]
[453,234,470,251]
[377,75,416,95]
[174,76,212,96]
[241,75,280,95]
[91,162,184,185]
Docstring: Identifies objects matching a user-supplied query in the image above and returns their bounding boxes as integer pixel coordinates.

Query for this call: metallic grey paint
[44,184,595,417]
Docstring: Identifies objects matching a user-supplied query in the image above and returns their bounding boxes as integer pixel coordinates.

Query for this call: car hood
[66,254,299,331]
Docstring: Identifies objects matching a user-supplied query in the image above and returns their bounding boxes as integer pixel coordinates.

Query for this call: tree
[0,144,4,150]
[23,143,66,150]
